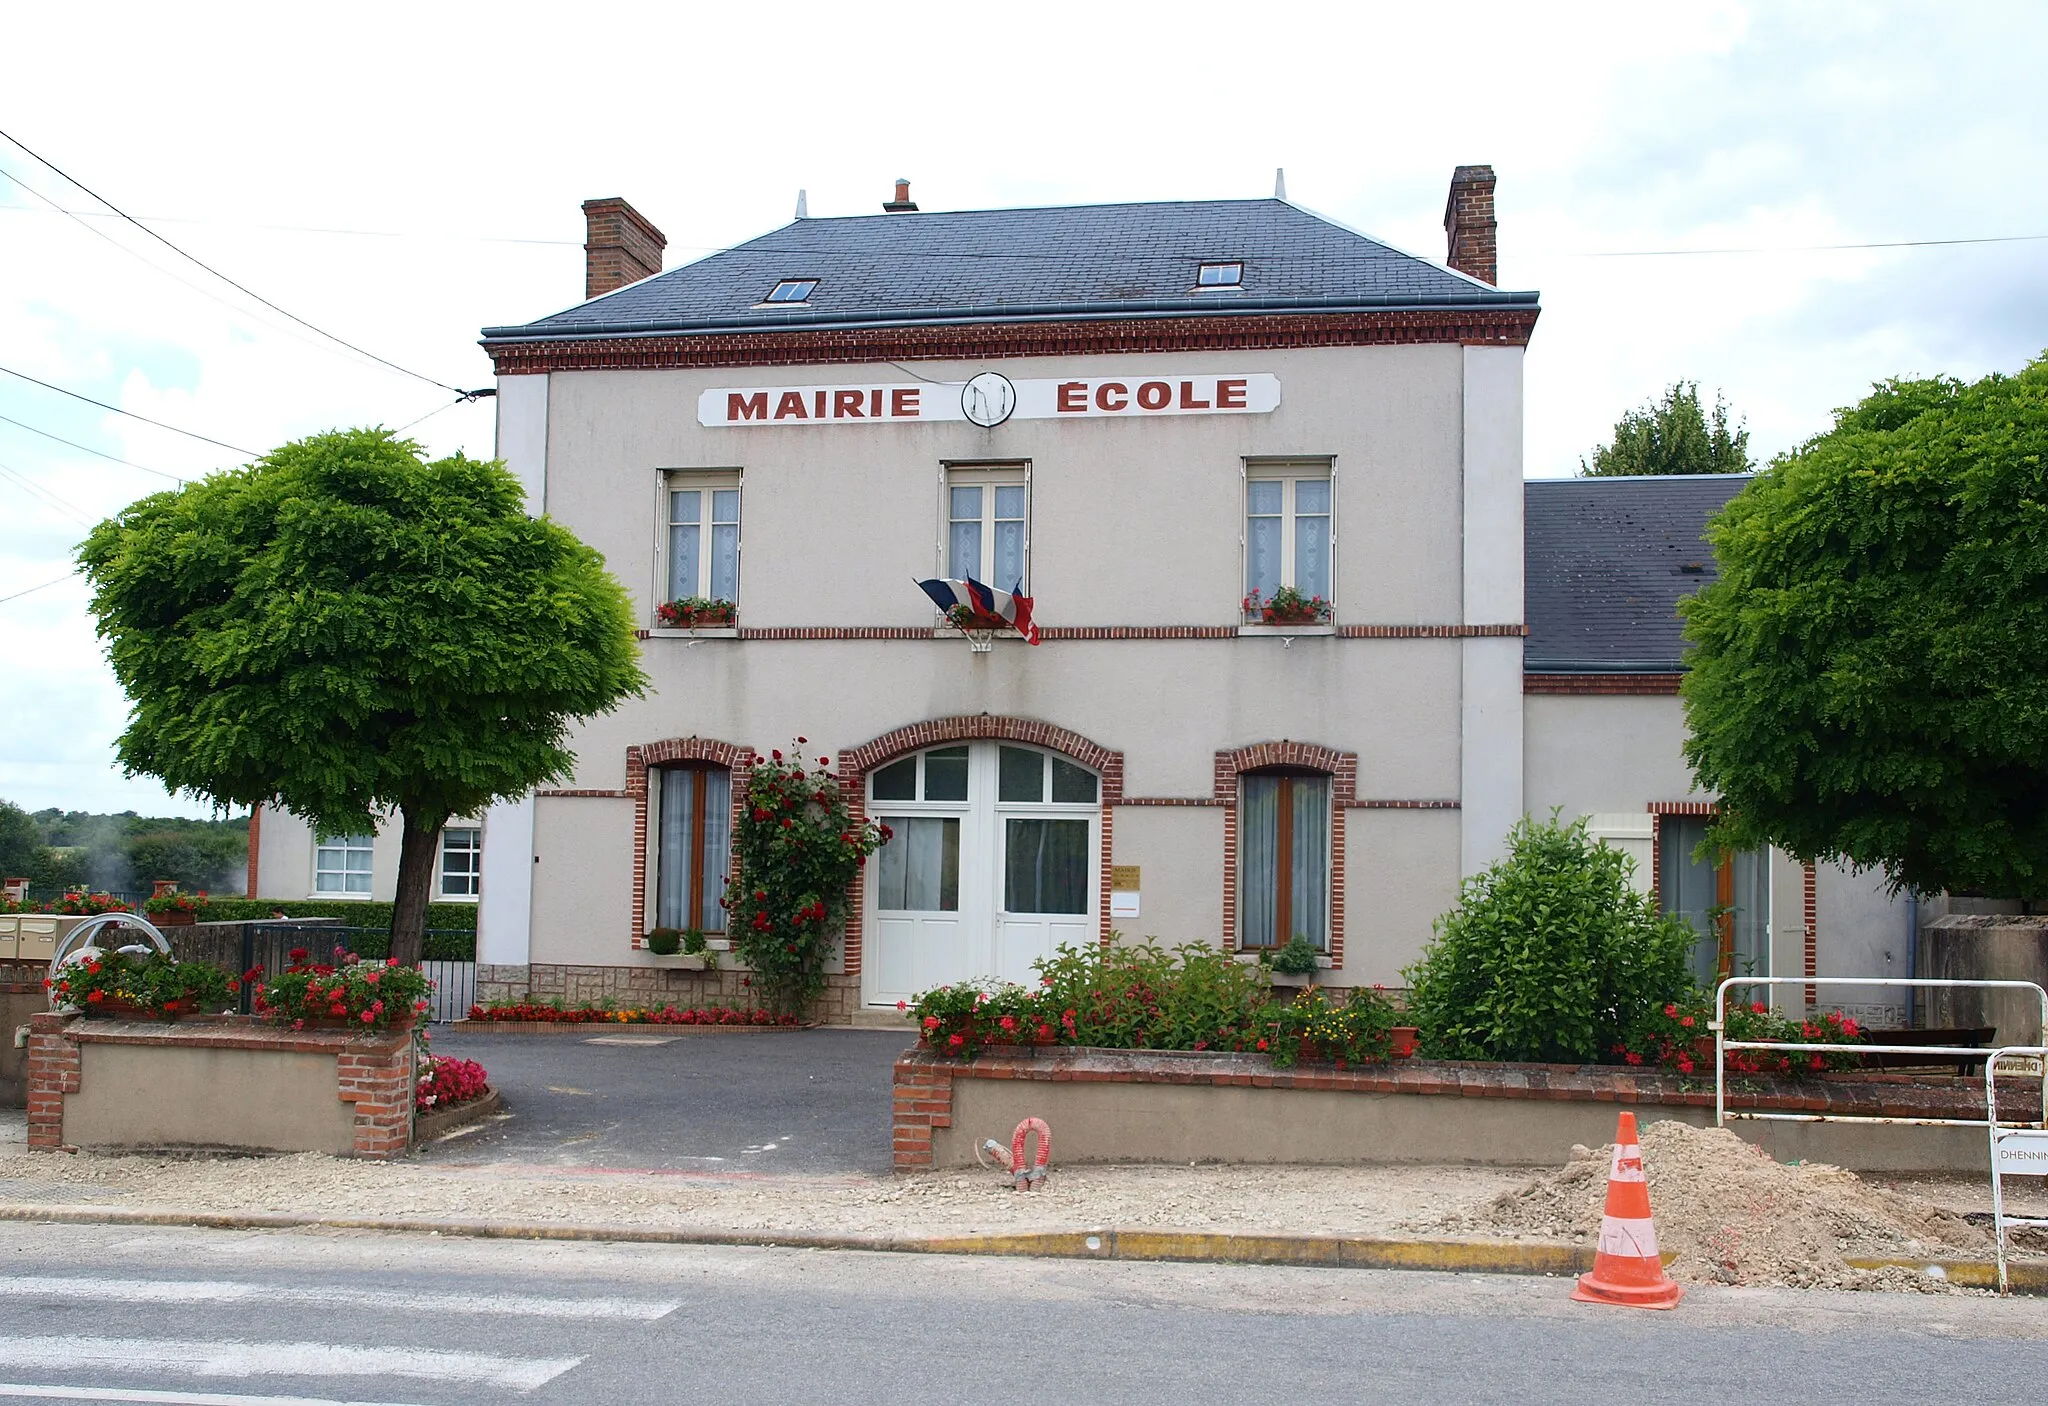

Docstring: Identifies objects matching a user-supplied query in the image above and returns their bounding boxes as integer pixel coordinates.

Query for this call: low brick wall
[27,1012,416,1159]
[894,1048,2036,1176]
[475,963,863,1024]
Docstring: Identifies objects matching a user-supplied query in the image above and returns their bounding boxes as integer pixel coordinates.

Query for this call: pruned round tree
[78,427,646,963]
[1681,355,2048,899]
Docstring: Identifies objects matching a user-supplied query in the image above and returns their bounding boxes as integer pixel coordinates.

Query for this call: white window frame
[939,463,1031,592]
[1196,260,1243,289]
[438,825,482,901]
[313,833,375,897]
[762,278,818,304]
[659,470,743,615]
[1242,458,1336,610]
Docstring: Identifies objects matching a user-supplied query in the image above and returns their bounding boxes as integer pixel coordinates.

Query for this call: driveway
[424,1027,916,1176]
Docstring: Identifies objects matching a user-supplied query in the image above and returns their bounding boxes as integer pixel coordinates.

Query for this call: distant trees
[0,802,248,892]
[1582,382,1753,477]
[1682,356,2048,899]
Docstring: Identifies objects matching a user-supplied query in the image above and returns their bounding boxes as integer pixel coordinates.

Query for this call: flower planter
[149,910,197,927]
[947,610,1012,633]
[1260,609,1326,626]
[288,1012,417,1034]
[668,610,734,629]
[1391,1026,1419,1059]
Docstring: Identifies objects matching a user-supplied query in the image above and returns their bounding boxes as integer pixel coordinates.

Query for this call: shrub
[1269,985,1398,1068]
[41,890,133,916]
[646,927,683,956]
[417,1055,489,1113]
[194,898,479,936]
[254,946,432,1030]
[1035,940,1275,1053]
[725,743,887,1016]
[1405,814,1695,1063]
[48,949,235,1018]
[1619,993,1867,1075]
[1267,936,1321,975]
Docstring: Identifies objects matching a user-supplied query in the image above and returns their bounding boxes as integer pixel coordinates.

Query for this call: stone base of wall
[472,963,863,1024]
[894,1047,2036,1176]
[27,1012,416,1159]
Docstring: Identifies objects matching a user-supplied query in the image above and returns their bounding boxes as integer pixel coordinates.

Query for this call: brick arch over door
[838,716,1126,977]
[627,737,757,948]
[1215,741,1357,967]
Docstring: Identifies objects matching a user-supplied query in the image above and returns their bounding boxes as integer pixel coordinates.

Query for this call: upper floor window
[314,833,373,896]
[439,826,481,899]
[1245,464,1332,612]
[667,473,740,610]
[763,278,818,304]
[1196,261,1243,288]
[946,465,1028,589]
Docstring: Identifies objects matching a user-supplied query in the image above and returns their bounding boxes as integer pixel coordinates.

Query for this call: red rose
[922,1016,939,1031]
[1679,1015,1694,1028]
[947,1033,965,1049]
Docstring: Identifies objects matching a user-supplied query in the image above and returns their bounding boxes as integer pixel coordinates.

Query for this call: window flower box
[143,889,207,926]
[656,597,736,630]
[1243,587,1332,626]
[943,605,1014,633]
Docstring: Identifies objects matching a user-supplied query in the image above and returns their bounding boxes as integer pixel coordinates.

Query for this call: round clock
[960,372,1017,428]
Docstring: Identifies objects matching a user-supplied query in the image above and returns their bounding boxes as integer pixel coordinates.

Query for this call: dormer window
[763,278,818,304]
[1196,261,1243,289]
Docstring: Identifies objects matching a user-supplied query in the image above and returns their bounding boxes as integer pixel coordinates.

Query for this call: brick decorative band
[485,308,1542,376]
[1117,797,1457,810]
[635,625,1528,643]
[537,788,631,799]
[1524,673,1682,695]
[889,1047,2034,1172]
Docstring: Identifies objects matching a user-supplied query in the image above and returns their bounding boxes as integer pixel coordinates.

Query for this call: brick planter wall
[27,1012,416,1159]
[894,1047,2037,1176]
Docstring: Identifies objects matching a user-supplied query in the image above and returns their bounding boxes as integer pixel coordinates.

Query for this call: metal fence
[244,923,475,1023]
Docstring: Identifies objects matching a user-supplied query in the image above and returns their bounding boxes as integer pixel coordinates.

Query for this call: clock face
[960,372,1017,428]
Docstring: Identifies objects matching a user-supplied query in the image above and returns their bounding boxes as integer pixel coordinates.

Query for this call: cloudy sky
[3,1,2043,818]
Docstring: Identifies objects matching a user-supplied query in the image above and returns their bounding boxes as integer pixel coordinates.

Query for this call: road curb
[0,1202,1588,1276]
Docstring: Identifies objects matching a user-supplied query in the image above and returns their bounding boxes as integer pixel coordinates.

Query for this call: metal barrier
[420,960,475,1023]
[1713,976,2048,1130]
[1985,1046,2048,1294]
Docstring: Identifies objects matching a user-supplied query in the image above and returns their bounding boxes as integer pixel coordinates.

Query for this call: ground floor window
[314,833,373,895]
[655,765,731,932]
[438,826,482,898]
[1238,770,1331,950]
[1658,814,1769,983]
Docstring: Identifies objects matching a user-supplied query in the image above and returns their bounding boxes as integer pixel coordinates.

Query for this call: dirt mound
[1463,1120,1987,1290]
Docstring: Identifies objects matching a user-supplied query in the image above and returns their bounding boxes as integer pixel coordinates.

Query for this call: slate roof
[1524,474,1753,672]
[482,199,1537,342]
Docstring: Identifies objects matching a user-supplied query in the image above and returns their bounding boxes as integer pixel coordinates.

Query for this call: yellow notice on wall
[1110,866,1141,891]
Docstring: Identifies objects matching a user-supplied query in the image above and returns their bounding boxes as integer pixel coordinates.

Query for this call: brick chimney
[1443,165,1497,286]
[882,178,918,214]
[581,197,667,301]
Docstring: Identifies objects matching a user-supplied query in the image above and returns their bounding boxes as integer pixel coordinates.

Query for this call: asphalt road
[0,1222,2044,1405]
[424,1026,914,1173]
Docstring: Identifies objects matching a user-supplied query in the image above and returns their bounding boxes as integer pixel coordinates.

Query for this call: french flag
[916,576,1041,645]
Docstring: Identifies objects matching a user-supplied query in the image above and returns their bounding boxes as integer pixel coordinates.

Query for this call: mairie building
[250,170,1911,1025]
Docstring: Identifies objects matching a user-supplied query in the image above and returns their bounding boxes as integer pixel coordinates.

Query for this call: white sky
[3,0,2044,818]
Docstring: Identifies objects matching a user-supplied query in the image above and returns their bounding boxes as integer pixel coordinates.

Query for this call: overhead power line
[0,459,94,526]
[1567,232,2048,258]
[0,362,255,456]
[0,411,188,482]
[0,572,76,607]
[0,126,465,395]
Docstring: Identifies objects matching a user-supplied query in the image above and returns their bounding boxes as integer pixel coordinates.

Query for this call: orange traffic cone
[1571,1112,1684,1310]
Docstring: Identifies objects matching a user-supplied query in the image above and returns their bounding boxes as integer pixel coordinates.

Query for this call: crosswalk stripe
[0,1384,428,1405]
[0,1277,676,1321]
[0,1339,580,1392]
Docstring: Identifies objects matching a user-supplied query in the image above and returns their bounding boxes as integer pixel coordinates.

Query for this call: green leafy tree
[0,799,47,879]
[78,428,646,963]
[1582,381,1753,477]
[1404,815,1694,1063]
[1681,357,2048,899]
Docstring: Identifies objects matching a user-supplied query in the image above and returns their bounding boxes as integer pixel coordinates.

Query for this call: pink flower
[360,1010,375,1024]
[896,1001,907,1011]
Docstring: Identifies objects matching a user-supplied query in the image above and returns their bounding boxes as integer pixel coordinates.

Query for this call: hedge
[194,898,478,932]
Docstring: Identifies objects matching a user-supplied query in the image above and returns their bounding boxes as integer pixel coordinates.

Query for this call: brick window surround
[1216,742,1357,967]
[626,738,757,948]
[837,716,1126,977]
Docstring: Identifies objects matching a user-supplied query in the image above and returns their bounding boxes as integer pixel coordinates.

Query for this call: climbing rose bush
[726,742,887,1016]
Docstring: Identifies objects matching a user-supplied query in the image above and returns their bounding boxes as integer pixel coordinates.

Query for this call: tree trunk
[390,808,445,967]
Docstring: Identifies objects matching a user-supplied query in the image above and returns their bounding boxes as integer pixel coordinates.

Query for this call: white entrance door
[866,742,1098,1006]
